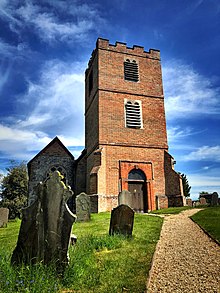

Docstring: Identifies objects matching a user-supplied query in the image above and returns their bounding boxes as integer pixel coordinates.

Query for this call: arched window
[46,166,67,184]
[124,59,139,82]
[128,169,146,181]
[125,100,142,128]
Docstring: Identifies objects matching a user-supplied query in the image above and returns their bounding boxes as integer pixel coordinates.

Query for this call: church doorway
[128,169,148,212]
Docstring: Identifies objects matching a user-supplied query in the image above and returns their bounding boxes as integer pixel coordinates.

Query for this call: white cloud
[167,125,205,143]
[185,169,220,200]
[0,38,16,57]
[182,145,220,162]
[0,124,84,161]
[0,1,105,44]
[0,59,85,161]
[163,60,220,119]
[17,59,85,138]
[189,173,220,187]
[188,172,220,199]
[0,124,51,159]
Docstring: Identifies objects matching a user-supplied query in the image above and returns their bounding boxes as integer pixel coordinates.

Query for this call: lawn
[191,206,220,243]
[151,206,192,215]
[0,212,163,293]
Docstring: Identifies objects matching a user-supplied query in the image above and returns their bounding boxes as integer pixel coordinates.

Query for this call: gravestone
[0,208,9,228]
[76,192,91,222]
[186,198,192,207]
[109,204,134,236]
[211,192,219,206]
[11,171,76,273]
[199,197,207,205]
[118,190,132,208]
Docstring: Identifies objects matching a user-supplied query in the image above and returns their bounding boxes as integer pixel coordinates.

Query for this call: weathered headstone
[118,190,132,208]
[76,192,91,222]
[186,198,193,207]
[109,204,134,236]
[0,208,9,228]
[199,197,207,205]
[11,171,76,273]
[211,192,219,206]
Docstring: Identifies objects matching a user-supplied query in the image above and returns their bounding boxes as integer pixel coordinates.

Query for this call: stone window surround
[124,98,143,129]
[124,58,139,82]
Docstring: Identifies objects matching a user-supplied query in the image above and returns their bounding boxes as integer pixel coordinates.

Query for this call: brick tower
[84,38,183,212]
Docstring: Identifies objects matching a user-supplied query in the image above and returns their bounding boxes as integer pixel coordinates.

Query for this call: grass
[191,206,220,243]
[0,219,20,252]
[151,206,192,215]
[0,212,163,293]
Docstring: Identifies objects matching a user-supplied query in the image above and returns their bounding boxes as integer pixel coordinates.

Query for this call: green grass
[191,206,220,243]
[0,212,163,293]
[0,219,21,252]
[151,206,192,215]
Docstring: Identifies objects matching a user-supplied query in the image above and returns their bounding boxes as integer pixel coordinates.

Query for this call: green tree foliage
[0,162,28,219]
[199,191,209,196]
[181,173,191,197]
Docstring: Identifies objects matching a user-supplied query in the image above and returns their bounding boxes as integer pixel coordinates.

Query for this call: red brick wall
[99,91,167,148]
[119,161,155,210]
[97,38,163,97]
[84,38,170,212]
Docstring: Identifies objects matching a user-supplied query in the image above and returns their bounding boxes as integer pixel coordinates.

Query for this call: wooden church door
[128,169,148,212]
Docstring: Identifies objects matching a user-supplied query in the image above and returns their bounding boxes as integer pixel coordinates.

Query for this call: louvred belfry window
[125,100,142,128]
[124,59,139,82]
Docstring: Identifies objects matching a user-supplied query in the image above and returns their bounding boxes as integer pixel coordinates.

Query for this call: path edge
[145,215,165,292]
[190,217,220,246]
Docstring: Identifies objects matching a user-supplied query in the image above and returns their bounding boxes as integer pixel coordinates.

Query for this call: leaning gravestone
[11,171,76,273]
[118,190,133,208]
[76,192,91,222]
[109,204,134,236]
[0,208,9,228]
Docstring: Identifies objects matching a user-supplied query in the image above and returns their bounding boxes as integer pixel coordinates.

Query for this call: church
[27,38,185,213]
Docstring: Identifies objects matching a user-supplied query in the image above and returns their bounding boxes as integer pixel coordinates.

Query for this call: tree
[199,191,209,197]
[181,173,191,197]
[0,162,28,219]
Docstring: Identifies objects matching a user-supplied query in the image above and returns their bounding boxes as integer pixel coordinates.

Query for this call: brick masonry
[28,38,184,213]
[81,38,184,212]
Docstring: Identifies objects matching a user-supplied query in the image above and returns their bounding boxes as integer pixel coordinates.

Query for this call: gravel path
[147,209,220,293]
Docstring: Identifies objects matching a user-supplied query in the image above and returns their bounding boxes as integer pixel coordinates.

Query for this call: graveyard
[1,204,220,292]
[0,170,219,292]
[0,211,163,292]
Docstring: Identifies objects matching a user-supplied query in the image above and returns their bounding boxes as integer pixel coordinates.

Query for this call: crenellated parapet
[87,37,160,71]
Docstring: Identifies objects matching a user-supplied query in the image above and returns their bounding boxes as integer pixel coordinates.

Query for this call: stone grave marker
[109,204,134,236]
[186,198,193,207]
[0,208,9,228]
[211,192,219,206]
[118,190,132,208]
[199,197,207,205]
[76,192,91,222]
[11,171,76,273]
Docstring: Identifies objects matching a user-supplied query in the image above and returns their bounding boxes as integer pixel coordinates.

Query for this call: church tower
[84,38,183,212]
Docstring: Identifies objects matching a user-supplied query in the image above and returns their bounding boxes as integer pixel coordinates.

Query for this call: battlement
[87,38,160,71]
[97,38,160,58]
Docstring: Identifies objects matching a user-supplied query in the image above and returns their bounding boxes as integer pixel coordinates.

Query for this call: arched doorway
[128,169,148,212]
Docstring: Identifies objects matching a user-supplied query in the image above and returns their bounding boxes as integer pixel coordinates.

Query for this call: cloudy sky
[0,0,219,199]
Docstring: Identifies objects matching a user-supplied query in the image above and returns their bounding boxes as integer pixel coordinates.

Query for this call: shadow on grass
[0,213,163,293]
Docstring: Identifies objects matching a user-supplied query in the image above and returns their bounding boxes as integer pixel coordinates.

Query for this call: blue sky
[0,0,219,200]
